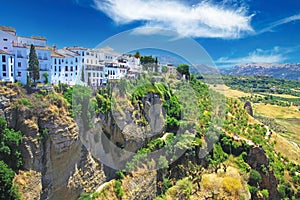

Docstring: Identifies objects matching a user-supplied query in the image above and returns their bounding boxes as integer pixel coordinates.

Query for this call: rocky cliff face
[0,85,165,200]
[247,146,280,200]
[80,92,165,172]
[0,85,106,200]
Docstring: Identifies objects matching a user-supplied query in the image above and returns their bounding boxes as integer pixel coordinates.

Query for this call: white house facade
[0,50,14,82]
[0,25,143,86]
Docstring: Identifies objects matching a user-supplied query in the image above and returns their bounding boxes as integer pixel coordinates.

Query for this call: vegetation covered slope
[78,74,299,200]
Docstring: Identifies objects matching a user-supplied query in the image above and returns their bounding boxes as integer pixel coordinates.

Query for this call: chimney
[53,44,56,52]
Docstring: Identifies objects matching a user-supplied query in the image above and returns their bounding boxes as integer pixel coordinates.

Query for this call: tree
[177,64,190,79]
[162,66,168,73]
[134,51,140,59]
[43,72,49,84]
[140,55,155,64]
[0,117,23,170]
[249,169,262,186]
[0,161,20,200]
[28,44,40,84]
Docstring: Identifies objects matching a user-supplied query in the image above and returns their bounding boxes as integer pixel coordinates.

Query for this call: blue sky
[1,0,300,67]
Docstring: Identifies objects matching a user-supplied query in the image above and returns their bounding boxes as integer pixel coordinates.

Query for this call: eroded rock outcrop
[247,146,280,200]
[0,85,106,200]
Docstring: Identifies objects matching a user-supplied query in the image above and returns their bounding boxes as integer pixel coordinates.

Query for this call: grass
[254,103,300,162]
[209,84,252,98]
[211,83,300,165]
[270,132,300,165]
[253,104,300,119]
[262,93,300,99]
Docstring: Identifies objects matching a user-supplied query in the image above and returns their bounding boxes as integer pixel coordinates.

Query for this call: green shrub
[260,189,269,199]
[16,98,33,108]
[249,169,262,186]
[0,161,20,200]
[114,180,124,198]
[116,170,125,179]
[249,185,258,195]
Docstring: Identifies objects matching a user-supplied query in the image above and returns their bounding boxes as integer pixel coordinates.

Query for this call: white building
[51,47,82,85]
[0,50,14,82]
[0,26,17,53]
[13,39,51,84]
[0,25,143,86]
[0,26,17,82]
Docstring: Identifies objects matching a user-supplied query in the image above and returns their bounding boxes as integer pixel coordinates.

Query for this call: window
[10,57,13,62]
[38,53,42,59]
[55,66,57,71]
[75,65,78,71]
[59,59,61,64]
[82,52,84,56]
[2,73,6,77]
[55,59,57,64]
[18,62,21,67]
[75,58,78,62]
[87,59,89,64]
[2,64,6,71]
[17,50,22,58]
[65,74,68,77]
[70,66,73,71]
[59,66,61,72]
[82,58,84,63]
[65,66,68,71]
[2,55,6,62]
[3,38,8,41]
[18,72,21,77]
[4,47,7,50]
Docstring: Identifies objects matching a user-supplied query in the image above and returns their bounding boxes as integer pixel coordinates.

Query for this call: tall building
[0,26,17,82]
[13,38,51,84]
[51,47,82,85]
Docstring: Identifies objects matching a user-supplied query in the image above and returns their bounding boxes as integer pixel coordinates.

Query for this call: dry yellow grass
[209,84,252,98]
[270,132,300,165]
[253,103,300,119]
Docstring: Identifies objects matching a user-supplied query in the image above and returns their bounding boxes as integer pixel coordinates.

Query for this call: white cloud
[93,0,254,39]
[259,13,300,34]
[216,46,287,65]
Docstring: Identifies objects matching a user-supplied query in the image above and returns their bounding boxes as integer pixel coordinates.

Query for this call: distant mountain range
[220,63,300,80]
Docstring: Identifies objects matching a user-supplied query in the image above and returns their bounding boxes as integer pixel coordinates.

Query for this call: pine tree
[28,44,40,84]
